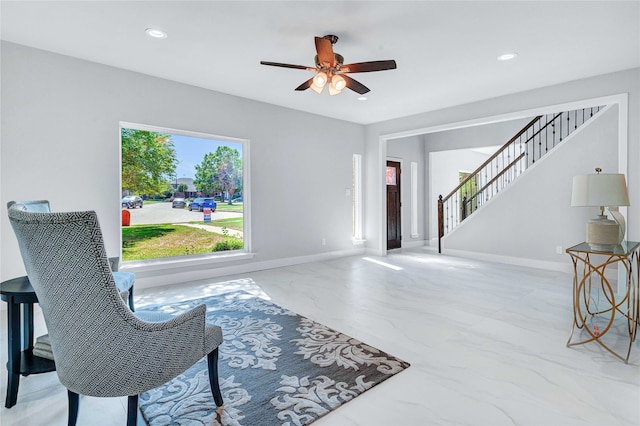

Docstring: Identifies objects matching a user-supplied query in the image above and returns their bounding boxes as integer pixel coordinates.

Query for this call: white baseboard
[131,247,367,290]
[441,247,574,274]
[431,239,632,285]
[441,247,627,283]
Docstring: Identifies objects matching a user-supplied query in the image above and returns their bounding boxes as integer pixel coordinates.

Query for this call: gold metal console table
[565,241,639,363]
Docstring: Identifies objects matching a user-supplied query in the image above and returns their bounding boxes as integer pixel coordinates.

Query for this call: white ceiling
[2,1,638,125]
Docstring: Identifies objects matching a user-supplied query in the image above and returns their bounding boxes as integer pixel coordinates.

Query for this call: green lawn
[214,201,244,213]
[125,200,244,261]
[122,221,243,261]
[194,216,243,231]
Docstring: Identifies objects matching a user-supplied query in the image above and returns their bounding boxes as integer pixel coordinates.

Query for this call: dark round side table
[0,276,56,408]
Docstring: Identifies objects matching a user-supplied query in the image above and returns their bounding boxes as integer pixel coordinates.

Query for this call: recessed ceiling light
[497,52,518,61]
[145,28,167,39]
[357,96,368,101]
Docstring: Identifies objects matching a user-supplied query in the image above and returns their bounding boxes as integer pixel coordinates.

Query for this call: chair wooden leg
[67,390,79,426]
[207,349,224,407]
[127,395,138,426]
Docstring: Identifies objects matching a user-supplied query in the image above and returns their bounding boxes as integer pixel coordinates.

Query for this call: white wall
[364,68,639,265]
[386,117,531,245]
[444,105,619,267]
[429,148,491,238]
[0,42,364,285]
[425,118,532,151]
[2,41,638,282]
[425,117,535,241]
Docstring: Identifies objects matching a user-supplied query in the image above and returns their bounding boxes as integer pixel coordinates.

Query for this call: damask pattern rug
[138,290,410,425]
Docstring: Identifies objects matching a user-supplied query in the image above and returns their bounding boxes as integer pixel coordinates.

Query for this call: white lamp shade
[331,74,346,91]
[571,173,630,207]
[313,72,328,88]
[328,85,342,96]
[310,83,324,94]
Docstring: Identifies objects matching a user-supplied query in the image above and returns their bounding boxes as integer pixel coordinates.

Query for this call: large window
[120,123,248,262]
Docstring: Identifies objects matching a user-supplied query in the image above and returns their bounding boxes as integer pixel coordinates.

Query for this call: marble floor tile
[1,247,638,425]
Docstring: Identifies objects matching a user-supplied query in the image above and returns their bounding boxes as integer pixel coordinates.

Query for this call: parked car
[189,197,216,212]
[172,197,186,208]
[121,195,143,209]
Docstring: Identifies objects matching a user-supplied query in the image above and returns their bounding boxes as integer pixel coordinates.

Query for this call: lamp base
[586,215,622,251]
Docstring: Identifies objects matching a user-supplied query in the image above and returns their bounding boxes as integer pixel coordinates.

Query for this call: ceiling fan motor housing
[322,34,339,44]
[316,35,342,69]
[314,53,344,69]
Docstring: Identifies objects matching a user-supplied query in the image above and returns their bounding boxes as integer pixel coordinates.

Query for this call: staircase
[437,105,604,253]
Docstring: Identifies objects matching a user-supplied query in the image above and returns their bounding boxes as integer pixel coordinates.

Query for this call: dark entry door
[386,160,401,250]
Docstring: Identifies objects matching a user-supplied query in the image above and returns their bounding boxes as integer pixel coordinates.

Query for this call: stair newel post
[438,195,444,254]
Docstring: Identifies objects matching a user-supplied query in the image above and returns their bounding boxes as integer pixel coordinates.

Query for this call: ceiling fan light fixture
[313,72,328,88]
[328,85,343,96]
[310,82,324,94]
[331,74,346,91]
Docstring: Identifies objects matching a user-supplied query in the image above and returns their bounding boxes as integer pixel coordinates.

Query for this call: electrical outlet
[556,245,563,254]
[322,238,326,246]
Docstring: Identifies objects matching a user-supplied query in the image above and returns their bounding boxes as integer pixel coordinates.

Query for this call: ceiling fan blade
[295,77,314,91]
[342,75,370,95]
[260,61,313,71]
[314,36,336,67]
[341,60,397,73]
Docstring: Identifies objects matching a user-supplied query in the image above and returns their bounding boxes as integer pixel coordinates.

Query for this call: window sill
[121,251,255,274]
[351,238,366,246]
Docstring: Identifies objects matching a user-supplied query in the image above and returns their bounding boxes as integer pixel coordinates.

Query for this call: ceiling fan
[260,35,397,96]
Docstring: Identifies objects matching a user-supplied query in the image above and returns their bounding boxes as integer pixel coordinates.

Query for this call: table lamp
[571,168,630,251]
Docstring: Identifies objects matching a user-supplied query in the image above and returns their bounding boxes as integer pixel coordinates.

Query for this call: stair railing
[437,106,603,253]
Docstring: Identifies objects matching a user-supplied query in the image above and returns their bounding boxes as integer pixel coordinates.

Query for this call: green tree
[177,183,189,193]
[194,146,242,204]
[121,129,177,196]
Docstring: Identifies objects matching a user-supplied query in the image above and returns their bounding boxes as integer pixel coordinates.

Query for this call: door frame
[386,157,403,250]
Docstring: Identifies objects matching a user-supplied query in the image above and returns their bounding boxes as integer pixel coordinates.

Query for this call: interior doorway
[386,160,401,250]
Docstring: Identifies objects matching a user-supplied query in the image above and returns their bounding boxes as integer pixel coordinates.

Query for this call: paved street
[124,201,242,226]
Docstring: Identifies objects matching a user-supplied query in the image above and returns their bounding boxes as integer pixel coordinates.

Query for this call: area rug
[138,290,410,426]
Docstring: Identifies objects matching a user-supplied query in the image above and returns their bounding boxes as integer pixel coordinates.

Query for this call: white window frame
[119,121,252,269]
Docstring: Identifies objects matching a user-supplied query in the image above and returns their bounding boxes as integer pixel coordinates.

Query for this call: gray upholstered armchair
[8,200,136,310]
[7,203,224,425]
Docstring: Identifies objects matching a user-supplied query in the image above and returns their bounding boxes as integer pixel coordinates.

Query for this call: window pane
[386,166,396,185]
[121,125,246,262]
